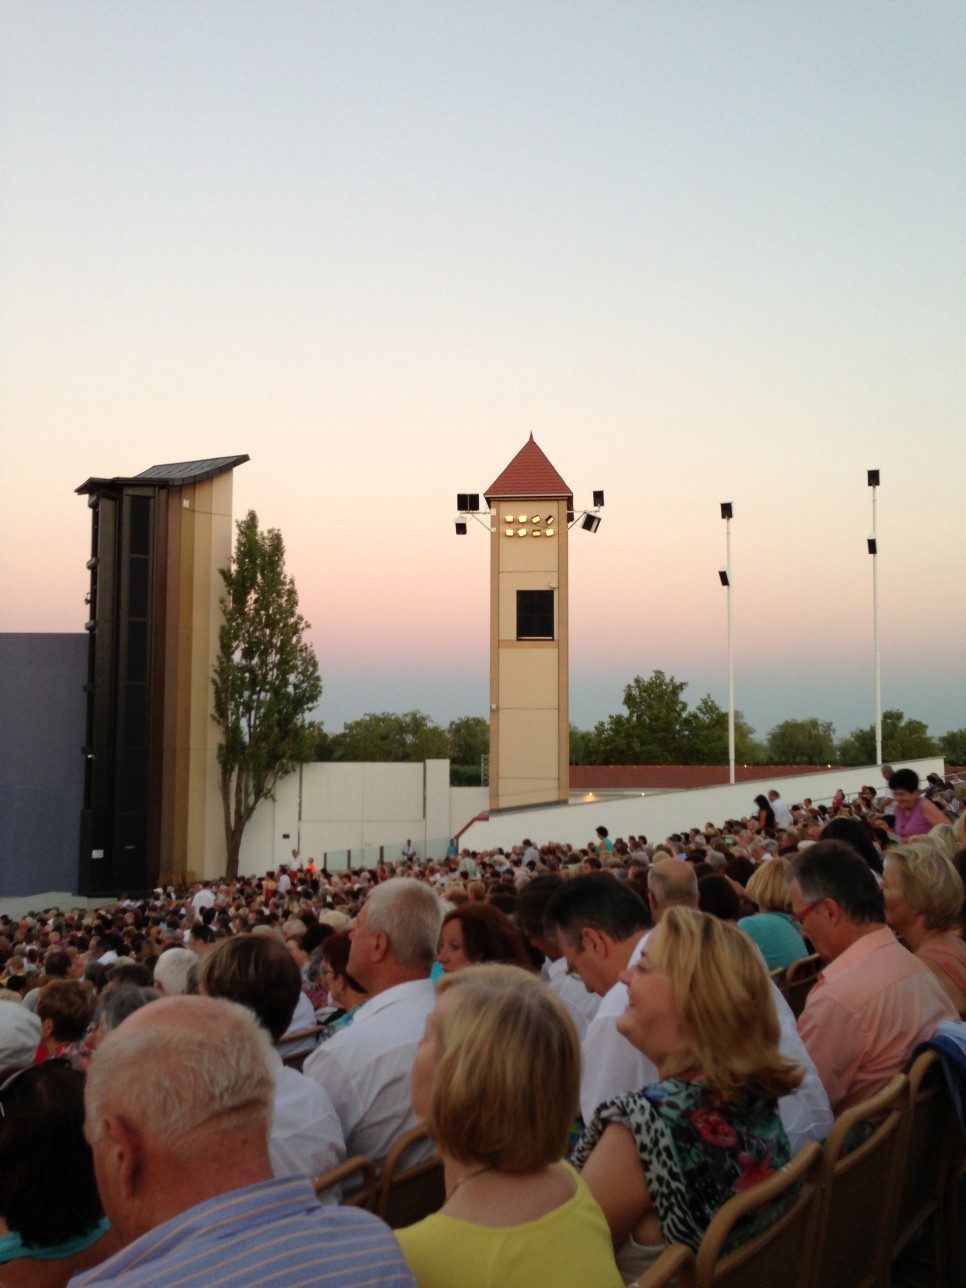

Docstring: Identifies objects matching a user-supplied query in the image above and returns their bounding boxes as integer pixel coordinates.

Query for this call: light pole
[867,470,882,765]
[719,502,735,785]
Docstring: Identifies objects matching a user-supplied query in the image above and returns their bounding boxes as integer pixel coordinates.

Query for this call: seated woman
[0,1060,118,1287]
[889,768,949,839]
[396,965,623,1288]
[435,904,534,974]
[738,858,808,970]
[573,908,803,1284]
[882,842,966,1016]
[34,980,95,1067]
[317,930,368,1037]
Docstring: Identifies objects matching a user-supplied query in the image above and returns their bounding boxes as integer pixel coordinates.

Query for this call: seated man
[788,840,956,1113]
[304,878,443,1167]
[75,995,414,1287]
[197,933,345,1186]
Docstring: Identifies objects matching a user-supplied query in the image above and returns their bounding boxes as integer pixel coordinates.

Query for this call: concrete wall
[236,761,489,875]
[0,634,87,896]
[461,758,947,853]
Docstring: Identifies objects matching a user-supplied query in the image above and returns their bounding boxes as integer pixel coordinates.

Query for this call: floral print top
[571,1073,792,1254]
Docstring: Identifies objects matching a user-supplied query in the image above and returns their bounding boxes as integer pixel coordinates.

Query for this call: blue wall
[0,634,86,897]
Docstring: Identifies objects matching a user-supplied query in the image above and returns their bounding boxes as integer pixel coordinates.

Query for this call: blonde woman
[738,858,808,970]
[882,843,966,1016]
[573,908,803,1284]
[397,965,622,1288]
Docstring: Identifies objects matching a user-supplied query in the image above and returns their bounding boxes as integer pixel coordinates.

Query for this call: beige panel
[499,707,559,781]
[499,646,558,708]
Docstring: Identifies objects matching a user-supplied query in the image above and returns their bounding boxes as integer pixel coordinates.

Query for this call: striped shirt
[69,1175,415,1287]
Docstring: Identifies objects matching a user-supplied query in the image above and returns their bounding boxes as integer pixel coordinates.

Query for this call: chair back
[313,1155,378,1210]
[694,1140,823,1288]
[814,1073,908,1288]
[891,1050,955,1279]
[376,1125,446,1228]
[278,1023,325,1070]
[783,954,821,1019]
[635,1243,696,1287]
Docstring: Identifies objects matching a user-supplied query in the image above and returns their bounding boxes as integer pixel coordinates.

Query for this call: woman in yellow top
[396,964,623,1288]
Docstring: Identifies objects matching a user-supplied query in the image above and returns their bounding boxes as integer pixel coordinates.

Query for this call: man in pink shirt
[788,841,955,1114]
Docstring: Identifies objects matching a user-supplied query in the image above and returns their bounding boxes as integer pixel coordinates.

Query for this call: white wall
[460,759,946,853]
[236,761,488,874]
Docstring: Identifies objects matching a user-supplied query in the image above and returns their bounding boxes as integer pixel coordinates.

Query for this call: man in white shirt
[768,790,794,830]
[304,878,443,1168]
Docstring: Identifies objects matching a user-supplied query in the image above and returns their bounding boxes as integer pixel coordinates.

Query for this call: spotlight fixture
[718,567,730,587]
[456,492,480,512]
[867,536,877,555]
[455,520,467,536]
[581,513,601,534]
[593,490,605,508]
[720,502,733,520]
[867,470,880,488]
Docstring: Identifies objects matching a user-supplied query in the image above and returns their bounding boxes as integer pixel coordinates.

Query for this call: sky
[2,1,964,747]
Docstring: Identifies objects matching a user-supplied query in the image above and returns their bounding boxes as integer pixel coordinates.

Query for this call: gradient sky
[2,2,964,747]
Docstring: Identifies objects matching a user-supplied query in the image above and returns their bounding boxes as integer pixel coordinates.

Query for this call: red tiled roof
[485,435,573,504]
[569,765,840,790]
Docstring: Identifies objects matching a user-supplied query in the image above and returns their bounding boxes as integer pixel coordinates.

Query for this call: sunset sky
[2,2,963,747]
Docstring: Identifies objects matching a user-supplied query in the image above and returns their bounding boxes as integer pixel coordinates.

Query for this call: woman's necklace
[446,1164,493,1200]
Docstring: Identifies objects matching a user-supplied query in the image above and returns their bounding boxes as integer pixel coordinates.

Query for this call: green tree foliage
[838,709,942,765]
[447,715,490,765]
[569,725,600,765]
[330,710,449,762]
[939,727,966,765]
[765,717,838,766]
[212,512,322,880]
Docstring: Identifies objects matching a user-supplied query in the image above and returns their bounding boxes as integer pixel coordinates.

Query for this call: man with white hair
[304,878,443,1168]
[151,946,196,996]
[76,995,414,1286]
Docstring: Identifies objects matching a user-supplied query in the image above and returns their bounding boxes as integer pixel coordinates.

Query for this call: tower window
[517,590,554,640]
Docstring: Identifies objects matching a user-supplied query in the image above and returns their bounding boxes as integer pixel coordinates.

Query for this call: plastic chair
[635,1243,696,1287]
[813,1073,908,1288]
[375,1125,445,1228]
[783,954,821,1018]
[891,1050,957,1285]
[313,1155,378,1210]
[694,1140,823,1288]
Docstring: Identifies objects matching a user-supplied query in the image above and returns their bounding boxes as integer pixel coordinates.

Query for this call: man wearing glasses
[788,841,955,1115]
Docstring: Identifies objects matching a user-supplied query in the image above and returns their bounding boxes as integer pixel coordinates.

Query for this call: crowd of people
[0,766,964,1285]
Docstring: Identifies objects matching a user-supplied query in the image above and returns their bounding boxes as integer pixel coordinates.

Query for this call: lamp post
[867,470,881,765]
[720,502,735,785]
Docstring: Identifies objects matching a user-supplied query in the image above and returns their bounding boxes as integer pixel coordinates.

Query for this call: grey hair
[85,996,275,1146]
[101,985,161,1036]
[647,861,699,910]
[364,878,444,970]
[152,947,197,997]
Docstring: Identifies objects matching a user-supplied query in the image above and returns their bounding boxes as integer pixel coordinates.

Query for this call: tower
[484,436,573,812]
[75,456,248,893]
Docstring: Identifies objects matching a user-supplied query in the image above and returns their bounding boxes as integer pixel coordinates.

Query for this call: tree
[593,671,691,764]
[212,511,322,880]
[447,716,490,766]
[765,718,838,766]
[939,727,966,766]
[838,709,941,765]
[330,710,449,762]
[569,725,600,765]
[685,698,766,766]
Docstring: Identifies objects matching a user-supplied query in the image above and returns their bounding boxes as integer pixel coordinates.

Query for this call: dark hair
[36,981,94,1042]
[303,922,334,954]
[698,874,742,922]
[547,873,649,945]
[320,931,365,994]
[101,984,160,1035]
[888,768,919,794]
[754,796,776,828]
[821,816,883,875]
[197,935,301,1043]
[515,874,567,941]
[440,904,533,969]
[723,857,756,888]
[43,951,71,979]
[105,960,153,990]
[0,1061,104,1246]
[788,841,885,926]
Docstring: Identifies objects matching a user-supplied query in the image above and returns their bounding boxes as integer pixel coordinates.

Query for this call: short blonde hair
[746,858,792,913]
[886,844,964,932]
[427,965,579,1171]
[650,908,803,1100]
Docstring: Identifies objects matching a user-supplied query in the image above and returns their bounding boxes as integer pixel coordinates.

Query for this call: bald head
[647,859,699,919]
